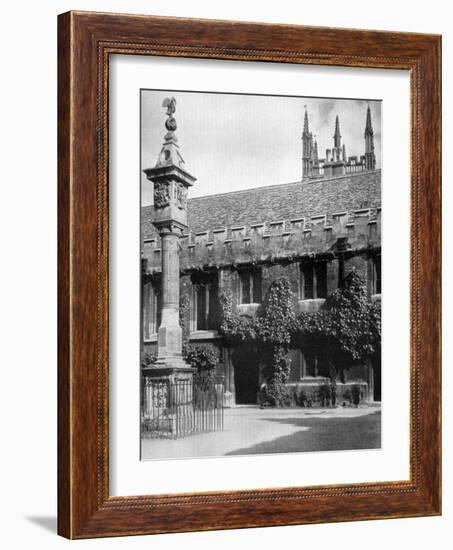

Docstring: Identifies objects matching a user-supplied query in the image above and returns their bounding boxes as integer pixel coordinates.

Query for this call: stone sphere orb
[165,117,177,132]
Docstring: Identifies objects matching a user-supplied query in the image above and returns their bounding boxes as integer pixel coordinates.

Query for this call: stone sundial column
[157,225,183,361]
[143,97,196,374]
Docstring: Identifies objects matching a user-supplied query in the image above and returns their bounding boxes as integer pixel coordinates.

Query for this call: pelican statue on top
[163,97,177,132]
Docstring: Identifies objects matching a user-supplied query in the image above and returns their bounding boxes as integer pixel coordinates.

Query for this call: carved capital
[154,181,170,208]
[176,182,187,210]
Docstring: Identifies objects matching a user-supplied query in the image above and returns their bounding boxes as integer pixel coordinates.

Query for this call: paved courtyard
[141,405,381,460]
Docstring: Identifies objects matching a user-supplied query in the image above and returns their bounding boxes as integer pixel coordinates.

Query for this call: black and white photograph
[140,90,382,460]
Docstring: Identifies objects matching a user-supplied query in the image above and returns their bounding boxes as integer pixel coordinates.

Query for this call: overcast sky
[141,90,381,206]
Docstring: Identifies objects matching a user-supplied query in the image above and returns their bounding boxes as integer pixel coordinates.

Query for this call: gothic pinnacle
[365,103,374,135]
[303,105,310,135]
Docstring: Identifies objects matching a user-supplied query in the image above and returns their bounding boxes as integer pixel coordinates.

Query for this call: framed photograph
[58,11,441,539]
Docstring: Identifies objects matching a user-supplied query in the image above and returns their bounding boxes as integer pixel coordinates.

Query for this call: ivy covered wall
[142,253,381,406]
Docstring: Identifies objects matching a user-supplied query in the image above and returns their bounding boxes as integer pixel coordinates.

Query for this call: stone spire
[365,103,374,135]
[302,106,312,180]
[143,97,196,375]
[364,104,376,170]
[324,114,346,176]
[342,143,347,163]
[333,115,342,149]
[303,105,310,136]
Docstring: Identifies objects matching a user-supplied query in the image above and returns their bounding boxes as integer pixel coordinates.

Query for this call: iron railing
[141,376,224,439]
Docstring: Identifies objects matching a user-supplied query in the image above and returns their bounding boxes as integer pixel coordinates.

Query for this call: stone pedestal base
[142,361,195,437]
[143,360,194,382]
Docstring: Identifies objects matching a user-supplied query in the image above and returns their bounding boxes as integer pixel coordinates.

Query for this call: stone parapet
[143,207,381,274]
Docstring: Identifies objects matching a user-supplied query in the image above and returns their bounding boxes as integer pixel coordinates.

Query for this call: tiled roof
[141,169,381,239]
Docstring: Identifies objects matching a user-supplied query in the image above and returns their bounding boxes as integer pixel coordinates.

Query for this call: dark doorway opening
[372,352,381,402]
[232,345,259,404]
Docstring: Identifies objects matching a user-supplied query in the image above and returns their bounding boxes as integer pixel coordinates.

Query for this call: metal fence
[141,376,224,439]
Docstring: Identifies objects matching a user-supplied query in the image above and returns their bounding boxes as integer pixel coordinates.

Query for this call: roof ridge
[141,169,382,208]
[185,169,381,202]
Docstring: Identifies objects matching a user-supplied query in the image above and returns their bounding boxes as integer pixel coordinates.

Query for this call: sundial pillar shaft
[161,229,180,313]
[157,226,183,359]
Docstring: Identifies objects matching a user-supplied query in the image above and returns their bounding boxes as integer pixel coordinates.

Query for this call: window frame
[239,268,262,305]
[299,260,328,300]
[143,277,161,339]
[371,253,382,295]
[192,272,219,331]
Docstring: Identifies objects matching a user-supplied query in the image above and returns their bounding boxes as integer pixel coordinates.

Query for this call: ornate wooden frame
[58,11,441,539]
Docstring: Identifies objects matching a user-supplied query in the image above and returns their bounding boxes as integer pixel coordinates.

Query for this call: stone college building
[141,103,382,407]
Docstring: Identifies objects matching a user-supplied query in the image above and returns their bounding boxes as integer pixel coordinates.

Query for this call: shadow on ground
[26,516,57,533]
[225,409,381,456]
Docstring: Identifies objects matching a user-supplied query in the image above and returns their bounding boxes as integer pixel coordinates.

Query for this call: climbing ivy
[220,277,295,406]
[219,291,257,345]
[293,271,381,382]
[141,350,157,368]
[219,271,380,405]
[179,293,191,357]
[175,271,380,407]
[185,345,219,373]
